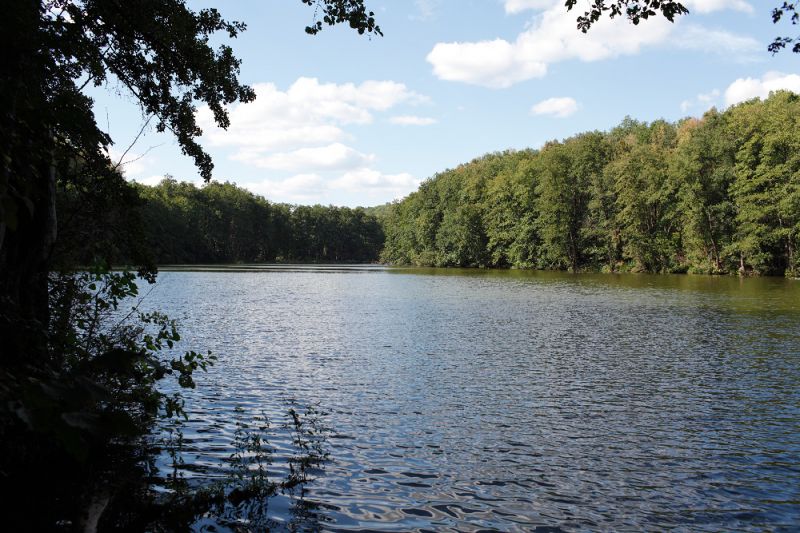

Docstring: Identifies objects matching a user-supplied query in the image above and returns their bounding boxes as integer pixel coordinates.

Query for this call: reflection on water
[146,266,800,531]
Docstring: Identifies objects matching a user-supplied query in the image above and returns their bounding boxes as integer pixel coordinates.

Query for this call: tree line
[123,179,384,264]
[380,92,800,277]
[78,91,799,277]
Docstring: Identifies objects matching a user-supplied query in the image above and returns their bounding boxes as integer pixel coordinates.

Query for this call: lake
[143,266,800,531]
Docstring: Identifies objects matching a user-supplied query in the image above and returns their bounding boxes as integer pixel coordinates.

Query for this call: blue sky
[91,0,800,207]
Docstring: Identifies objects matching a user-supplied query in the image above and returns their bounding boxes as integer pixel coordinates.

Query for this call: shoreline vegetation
[380,93,800,277]
[101,92,800,278]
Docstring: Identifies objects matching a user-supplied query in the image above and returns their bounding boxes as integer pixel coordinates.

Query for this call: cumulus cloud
[413,0,440,21]
[197,77,426,159]
[330,168,420,196]
[725,71,800,106]
[232,143,375,172]
[130,174,170,187]
[194,77,428,205]
[428,6,673,87]
[673,25,759,58]
[250,170,420,205]
[389,115,438,126]
[108,147,151,178]
[504,0,753,15]
[531,96,578,118]
[250,174,328,204]
[427,38,548,88]
[503,0,556,14]
[428,3,757,88]
[682,0,753,14]
[680,89,721,112]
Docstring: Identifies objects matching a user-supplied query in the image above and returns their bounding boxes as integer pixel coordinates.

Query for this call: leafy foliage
[566,0,688,31]
[302,0,382,36]
[136,178,385,264]
[1,266,215,529]
[0,1,381,528]
[566,0,800,54]
[382,92,800,277]
[146,403,331,531]
[770,1,800,53]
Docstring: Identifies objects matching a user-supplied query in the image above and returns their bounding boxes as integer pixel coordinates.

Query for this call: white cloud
[130,174,169,187]
[250,174,328,204]
[389,115,438,126]
[427,5,673,87]
[413,0,440,21]
[248,170,420,205]
[698,89,721,103]
[193,77,429,205]
[680,89,720,113]
[233,143,374,172]
[108,147,150,177]
[331,169,421,199]
[683,0,753,14]
[428,3,758,88]
[427,38,547,88]
[194,77,427,202]
[681,72,800,114]
[504,0,753,15]
[531,96,578,118]
[503,0,556,14]
[673,25,759,57]
[725,71,800,106]
[197,77,426,155]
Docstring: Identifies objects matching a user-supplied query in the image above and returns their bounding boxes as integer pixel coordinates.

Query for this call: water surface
[145,266,800,531]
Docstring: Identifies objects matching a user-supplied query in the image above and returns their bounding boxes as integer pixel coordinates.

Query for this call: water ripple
[144,267,800,531]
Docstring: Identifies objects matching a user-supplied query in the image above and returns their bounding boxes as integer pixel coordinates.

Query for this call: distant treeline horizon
[56,178,384,266]
[137,180,386,264]
[65,91,799,276]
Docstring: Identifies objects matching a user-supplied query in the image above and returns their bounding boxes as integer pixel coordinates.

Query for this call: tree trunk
[706,209,720,271]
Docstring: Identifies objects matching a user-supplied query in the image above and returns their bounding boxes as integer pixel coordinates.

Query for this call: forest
[115,92,800,277]
[380,92,800,276]
[134,180,383,264]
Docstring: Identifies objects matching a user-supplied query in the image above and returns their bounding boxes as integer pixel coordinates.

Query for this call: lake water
[144,266,800,531]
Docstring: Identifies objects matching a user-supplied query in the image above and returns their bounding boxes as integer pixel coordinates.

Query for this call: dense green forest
[56,179,384,265]
[94,92,800,276]
[137,180,384,263]
[381,92,800,276]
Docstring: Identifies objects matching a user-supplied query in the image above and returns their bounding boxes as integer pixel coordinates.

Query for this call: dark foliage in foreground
[0,0,380,529]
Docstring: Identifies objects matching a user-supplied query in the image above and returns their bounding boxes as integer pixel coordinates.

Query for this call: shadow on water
[130,401,333,531]
[387,266,800,313]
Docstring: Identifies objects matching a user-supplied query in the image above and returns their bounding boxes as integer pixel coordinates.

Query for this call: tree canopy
[1,0,382,330]
[567,0,800,54]
[133,179,384,264]
[0,2,382,528]
[381,92,800,277]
